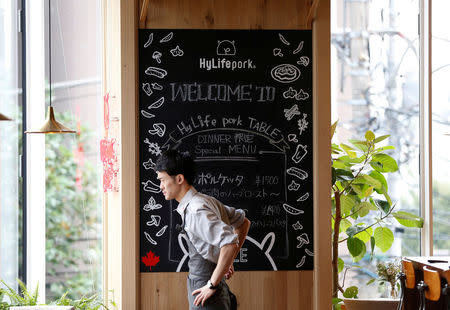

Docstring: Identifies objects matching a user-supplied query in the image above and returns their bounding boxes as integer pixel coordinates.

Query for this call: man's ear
[176,174,185,184]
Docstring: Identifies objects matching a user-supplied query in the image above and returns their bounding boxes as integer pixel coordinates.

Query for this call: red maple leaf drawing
[141,250,160,270]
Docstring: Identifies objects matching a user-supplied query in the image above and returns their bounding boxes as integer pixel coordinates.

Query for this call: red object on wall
[101,92,119,192]
[141,250,160,270]
[100,138,118,192]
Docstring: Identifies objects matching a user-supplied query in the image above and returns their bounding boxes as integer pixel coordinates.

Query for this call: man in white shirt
[155,149,251,309]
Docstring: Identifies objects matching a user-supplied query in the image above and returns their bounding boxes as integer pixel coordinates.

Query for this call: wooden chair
[442,270,450,310]
[399,258,421,310]
[417,266,447,310]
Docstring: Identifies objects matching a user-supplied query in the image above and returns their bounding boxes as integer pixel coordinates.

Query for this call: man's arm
[232,218,251,260]
[192,218,251,307]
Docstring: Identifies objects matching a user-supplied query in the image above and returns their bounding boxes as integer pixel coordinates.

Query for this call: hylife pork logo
[199,39,256,71]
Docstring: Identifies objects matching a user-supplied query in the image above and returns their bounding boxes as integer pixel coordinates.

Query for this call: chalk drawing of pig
[176,232,278,272]
[216,40,236,56]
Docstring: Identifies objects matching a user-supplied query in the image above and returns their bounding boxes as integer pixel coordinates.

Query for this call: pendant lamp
[25,0,75,134]
[0,112,12,121]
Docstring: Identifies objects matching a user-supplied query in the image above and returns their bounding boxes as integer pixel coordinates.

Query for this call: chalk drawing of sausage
[144,33,153,48]
[145,66,167,79]
[148,123,166,137]
[279,33,290,45]
[293,41,304,54]
[144,231,157,245]
[286,167,308,180]
[156,225,168,237]
[151,83,163,90]
[296,256,306,268]
[283,203,304,216]
[271,64,301,83]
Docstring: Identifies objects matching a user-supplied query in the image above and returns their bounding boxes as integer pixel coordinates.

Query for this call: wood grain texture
[402,258,416,289]
[139,0,311,30]
[423,266,441,301]
[141,271,313,309]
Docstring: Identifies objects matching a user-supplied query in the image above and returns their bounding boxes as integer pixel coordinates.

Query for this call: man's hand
[225,264,234,280]
[192,284,216,307]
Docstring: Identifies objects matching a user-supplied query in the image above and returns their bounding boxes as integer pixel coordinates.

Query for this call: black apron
[181,204,232,310]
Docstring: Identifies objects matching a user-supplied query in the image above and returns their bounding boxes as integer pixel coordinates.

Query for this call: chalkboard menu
[139,29,313,272]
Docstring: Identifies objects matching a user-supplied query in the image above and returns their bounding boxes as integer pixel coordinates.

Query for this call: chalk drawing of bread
[271,64,301,83]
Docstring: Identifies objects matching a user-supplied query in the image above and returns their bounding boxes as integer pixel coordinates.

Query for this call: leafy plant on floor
[0,279,109,310]
[331,122,423,302]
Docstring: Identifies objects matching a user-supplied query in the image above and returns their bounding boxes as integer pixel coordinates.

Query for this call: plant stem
[332,190,343,298]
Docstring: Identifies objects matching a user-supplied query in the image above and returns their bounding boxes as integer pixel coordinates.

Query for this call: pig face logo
[176,232,278,272]
[217,40,236,56]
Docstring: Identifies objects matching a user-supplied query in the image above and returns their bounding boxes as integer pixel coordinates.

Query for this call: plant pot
[10,307,74,310]
[343,298,399,310]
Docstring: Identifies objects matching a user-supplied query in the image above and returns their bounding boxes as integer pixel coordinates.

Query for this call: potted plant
[0,279,110,310]
[330,122,423,308]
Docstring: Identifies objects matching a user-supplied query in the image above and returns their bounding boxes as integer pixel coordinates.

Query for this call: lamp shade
[0,112,12,121]
[25,106,76,134]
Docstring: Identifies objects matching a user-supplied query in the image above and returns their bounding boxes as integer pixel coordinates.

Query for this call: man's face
[157,171,181,200]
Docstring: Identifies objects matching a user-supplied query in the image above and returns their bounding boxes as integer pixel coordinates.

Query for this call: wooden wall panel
[137,1,330,309]
[140,0,311,29]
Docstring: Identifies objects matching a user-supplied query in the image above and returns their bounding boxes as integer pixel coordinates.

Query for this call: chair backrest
[443,269,450,285]
[423,266,441,302]
[402,258,416,289]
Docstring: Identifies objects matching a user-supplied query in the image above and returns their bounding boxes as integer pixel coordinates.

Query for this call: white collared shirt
[176,187,245,263]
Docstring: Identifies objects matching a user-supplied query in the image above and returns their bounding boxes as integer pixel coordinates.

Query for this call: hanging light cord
[48,0,52,108]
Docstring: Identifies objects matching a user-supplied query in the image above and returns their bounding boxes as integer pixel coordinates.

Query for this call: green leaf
[369,170,388,194]
[340,195,356,215]
[373,146,395,153]
[392,211,424,228]
[363,186,374,198]
[339,218,352,233]
[366,278,376,285]
[373,199,390,213]
[350,184,363,196]
[347,237,366,259]
[346,225,367,238]
[335,169,355,181]
[343,286,359,298]
[341,143,357,158]
[338,258,345,273]
[333,160,348,169]
[332,298,343,305]
[370,154,399,173]
[349,139,369,152]
[370,236,375,253]
[365,130,375,141]
[374,227,394,252]
[331,121,338,139]
[358,201,375,216]
[355,226,373,244]
[373,135,390,143]
[362,174,382,189]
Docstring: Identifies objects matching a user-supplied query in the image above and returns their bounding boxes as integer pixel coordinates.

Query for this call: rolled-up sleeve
[223,205,245,229]
[187,206,238,248]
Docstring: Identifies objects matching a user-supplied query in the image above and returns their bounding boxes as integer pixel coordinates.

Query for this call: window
[0,0,22,290]
[431,1,450,256]
[1,0,103,303]
[331,0,422,298]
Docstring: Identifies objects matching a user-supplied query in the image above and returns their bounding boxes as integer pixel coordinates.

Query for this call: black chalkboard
[139,29,313,272]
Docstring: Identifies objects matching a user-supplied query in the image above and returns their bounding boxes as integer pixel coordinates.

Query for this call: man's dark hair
[155,149,196,185]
